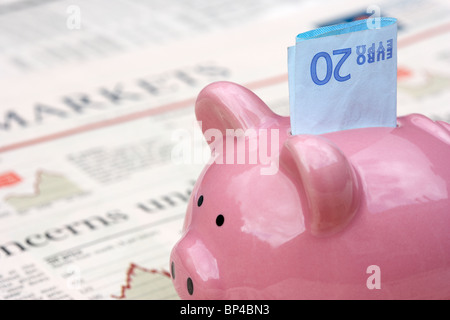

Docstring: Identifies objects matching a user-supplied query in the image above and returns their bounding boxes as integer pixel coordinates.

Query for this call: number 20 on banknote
[288,18,397,135]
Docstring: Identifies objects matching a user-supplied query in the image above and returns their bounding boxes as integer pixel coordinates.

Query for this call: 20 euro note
[288,17,398,135]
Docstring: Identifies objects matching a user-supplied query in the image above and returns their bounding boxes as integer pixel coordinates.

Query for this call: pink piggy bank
[170,81,450,299]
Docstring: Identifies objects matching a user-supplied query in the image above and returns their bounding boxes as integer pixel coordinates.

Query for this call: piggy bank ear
[283,135,360,237]
[195,81,278,140]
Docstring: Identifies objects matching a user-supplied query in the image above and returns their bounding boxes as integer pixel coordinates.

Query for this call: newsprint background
[0,0,449,300]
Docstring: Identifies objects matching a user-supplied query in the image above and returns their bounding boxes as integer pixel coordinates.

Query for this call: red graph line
[111,263,171,300]
[3,170,84,209]
[4,170,57,201]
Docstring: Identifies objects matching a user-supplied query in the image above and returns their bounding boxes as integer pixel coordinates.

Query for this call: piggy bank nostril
[187,277,194,295]
[171,261,175,279]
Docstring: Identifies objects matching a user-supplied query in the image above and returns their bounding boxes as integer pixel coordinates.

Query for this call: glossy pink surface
[170,81,450,299]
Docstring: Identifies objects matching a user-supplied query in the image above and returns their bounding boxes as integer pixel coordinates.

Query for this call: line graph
[112,263,179,300]
[4,170,85,212]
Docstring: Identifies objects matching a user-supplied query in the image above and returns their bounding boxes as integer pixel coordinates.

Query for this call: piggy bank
[170,81,450,299]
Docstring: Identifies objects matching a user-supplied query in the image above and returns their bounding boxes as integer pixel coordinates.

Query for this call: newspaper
[0,0,449,300]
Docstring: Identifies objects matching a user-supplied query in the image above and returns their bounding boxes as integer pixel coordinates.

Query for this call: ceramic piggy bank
[170,81,450,299]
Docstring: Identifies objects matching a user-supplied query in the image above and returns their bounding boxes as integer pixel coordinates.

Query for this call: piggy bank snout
[170,233,220,299]
[170,240,194,298]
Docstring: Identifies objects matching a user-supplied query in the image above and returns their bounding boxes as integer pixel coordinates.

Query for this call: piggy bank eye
[216,214,224,227]
[197,195,204,207]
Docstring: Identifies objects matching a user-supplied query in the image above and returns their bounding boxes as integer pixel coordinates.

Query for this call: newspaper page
[0,0,449,300]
